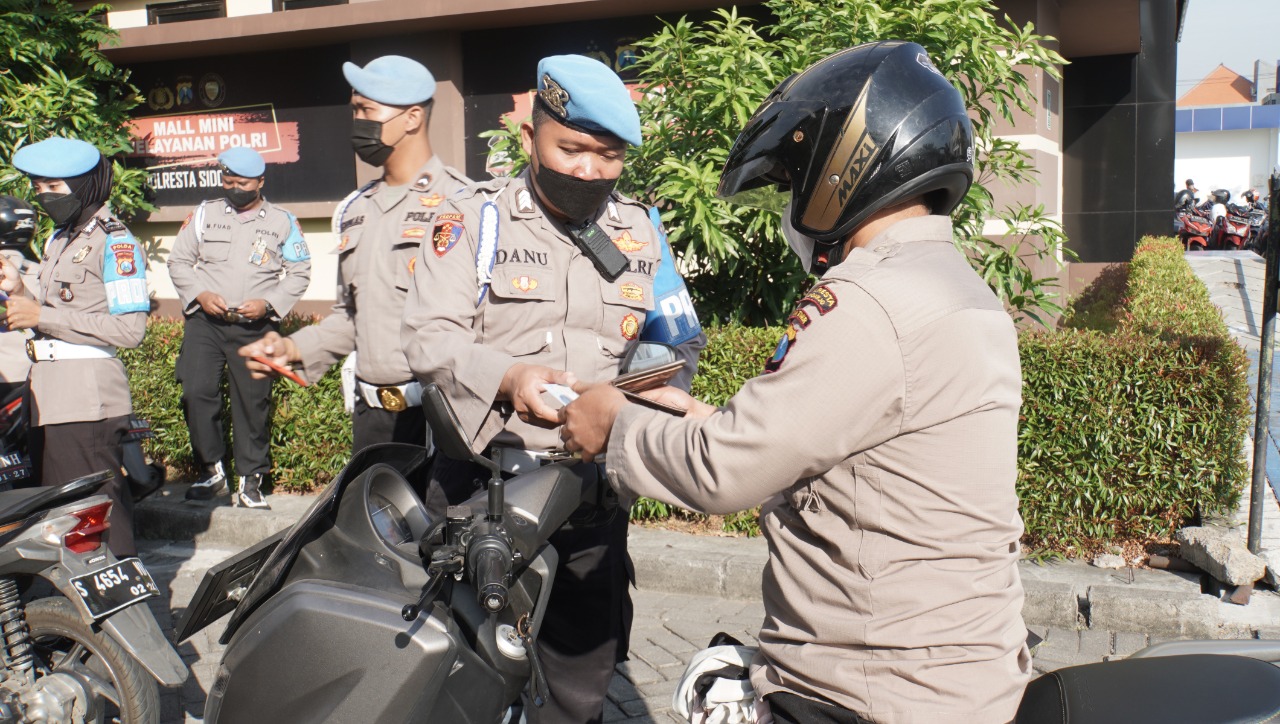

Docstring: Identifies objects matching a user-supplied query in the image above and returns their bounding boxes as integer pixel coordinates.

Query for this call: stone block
[1176,526,1266,585]
[1260,549,1280,588]
[1020,579,1082,628]
[1091,553,1125,569]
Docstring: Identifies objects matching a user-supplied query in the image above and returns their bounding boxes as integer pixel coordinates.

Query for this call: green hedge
[120,315,349,491]
[1020,236,1249,552]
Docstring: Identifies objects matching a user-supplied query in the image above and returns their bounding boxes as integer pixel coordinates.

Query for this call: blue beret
[218,147,265,178]
[12,137,102,179]
[343,55,436,106]
[537,55,642,147]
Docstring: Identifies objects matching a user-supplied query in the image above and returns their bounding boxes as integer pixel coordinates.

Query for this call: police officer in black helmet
[0,196,37,395]
[561,42,1029,722]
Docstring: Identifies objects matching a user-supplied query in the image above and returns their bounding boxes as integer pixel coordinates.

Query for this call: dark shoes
[235,473,270,510]
[185,462,227,500]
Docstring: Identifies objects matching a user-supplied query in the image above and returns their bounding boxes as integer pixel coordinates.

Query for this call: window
[274,0,346,9]
[146,0,226,24]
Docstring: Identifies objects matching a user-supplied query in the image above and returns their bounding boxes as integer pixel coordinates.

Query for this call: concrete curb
[136,484,1280,639]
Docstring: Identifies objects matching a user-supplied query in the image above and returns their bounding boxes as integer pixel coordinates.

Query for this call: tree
[484,0,1069,326]
[0,1,149,255]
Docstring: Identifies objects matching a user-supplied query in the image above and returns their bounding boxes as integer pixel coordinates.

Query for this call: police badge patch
[71,245,92,264]
[619,283,644,302]
[411,173,434,192]
[432,213,464,257]
[111,243,138,277]
[401,228,427,239]
[419,194,443,208]
[620,313,640,340]
[512,275,539,292]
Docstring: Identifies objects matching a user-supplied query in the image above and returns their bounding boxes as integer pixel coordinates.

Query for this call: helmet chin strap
[809,242,842,276]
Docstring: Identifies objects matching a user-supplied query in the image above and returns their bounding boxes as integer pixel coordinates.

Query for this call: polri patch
[620,313,640,340]
[179,213,193,232]
[612,231,648,253]
[433,213,465,257]
[798,285,838,315]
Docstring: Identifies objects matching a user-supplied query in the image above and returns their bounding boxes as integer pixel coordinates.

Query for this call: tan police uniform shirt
[290,156,470,385]
[607,216,1030,723]
[167,198,312,318]
[28,214,148,426]
[0,250,37,384]
[402,170,669,452]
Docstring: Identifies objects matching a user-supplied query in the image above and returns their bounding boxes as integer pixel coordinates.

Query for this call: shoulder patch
[765,285,838,373]
[282,213,310,262]
[103,233,149,315]
[101,217,127,235]
[433,213,465,257]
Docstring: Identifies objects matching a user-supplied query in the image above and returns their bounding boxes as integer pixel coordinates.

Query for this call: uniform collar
[860,215,954,250]
[221,198,272,222]
[511,168,626,229]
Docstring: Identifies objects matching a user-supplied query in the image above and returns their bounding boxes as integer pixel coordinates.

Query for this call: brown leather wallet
[611,361,687,416]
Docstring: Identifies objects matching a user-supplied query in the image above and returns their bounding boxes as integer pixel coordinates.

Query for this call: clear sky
[1177,0,1280,99]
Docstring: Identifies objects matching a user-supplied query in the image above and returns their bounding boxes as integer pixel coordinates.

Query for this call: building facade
[90,0,1183,313]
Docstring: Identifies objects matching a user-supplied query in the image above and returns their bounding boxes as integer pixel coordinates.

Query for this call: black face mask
[350,111,406,167]
[533,163,618,224]
[34,192,83,228]
[224,186,259,209]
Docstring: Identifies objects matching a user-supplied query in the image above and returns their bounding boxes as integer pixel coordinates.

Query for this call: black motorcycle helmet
[0,195,36,250]
[1243,190,1256,204]
[717,41,974,274]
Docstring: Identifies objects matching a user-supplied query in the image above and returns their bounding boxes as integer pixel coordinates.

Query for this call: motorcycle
[1214,202,1254,251]
[178,343,683,722]
[1178,204,1214,251]
[0,385,164,501]
[0,470,187,723]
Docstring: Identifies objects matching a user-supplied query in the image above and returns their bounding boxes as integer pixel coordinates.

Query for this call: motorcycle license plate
[0,451,30,484]
[70,558,160,620]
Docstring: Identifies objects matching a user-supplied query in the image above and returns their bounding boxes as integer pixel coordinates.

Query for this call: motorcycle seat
[1016,653,1280,723]
[0,471,112,526]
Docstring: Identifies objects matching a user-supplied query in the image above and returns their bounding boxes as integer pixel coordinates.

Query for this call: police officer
[401,55,705,723]
[0,137,150,557]
[1174,178,1198,212]
[0,196,38,395]
[240,55,470,452]
[561,43,1031,723]
[169,147,311,509]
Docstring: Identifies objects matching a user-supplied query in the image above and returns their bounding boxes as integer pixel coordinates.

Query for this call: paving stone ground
[140,540,1189,724]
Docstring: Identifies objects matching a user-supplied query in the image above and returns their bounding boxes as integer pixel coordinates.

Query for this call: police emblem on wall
[176,75,195,107]
[147,81,175,111]
[432,213,464,257]
[199,73,226,108]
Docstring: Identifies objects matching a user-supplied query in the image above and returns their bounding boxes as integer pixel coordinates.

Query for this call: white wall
[1174,128,1280,200]
[101,0,272,29]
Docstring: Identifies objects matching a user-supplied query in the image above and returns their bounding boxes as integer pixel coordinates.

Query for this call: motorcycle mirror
[421,384,500,475]
[620,341,677,375]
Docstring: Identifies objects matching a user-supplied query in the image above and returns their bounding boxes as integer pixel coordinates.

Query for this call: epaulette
[100,217,129,236]
[452,177,507,202]
[610,192,649,211]
[443,165,473,186]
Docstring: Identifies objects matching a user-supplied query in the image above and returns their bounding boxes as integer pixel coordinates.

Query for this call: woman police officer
[0,137,150,557]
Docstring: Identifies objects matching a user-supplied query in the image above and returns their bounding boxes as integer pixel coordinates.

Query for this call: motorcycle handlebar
[470,538,511,613]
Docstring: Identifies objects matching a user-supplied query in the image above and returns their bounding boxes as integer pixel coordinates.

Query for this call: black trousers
[430,456,633,724]
[766,692,869,724]
[351,396,427,455]
[175,313,276,477]
[30,416,135,557]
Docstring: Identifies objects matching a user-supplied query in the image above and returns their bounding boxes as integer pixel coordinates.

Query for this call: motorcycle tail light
[62,501,112,554]
[0,397,21,431]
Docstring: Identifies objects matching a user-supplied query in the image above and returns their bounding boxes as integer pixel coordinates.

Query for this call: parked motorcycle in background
[0,471,187,723]
[1178,202,1215,251]
[1243,190,1269,254]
